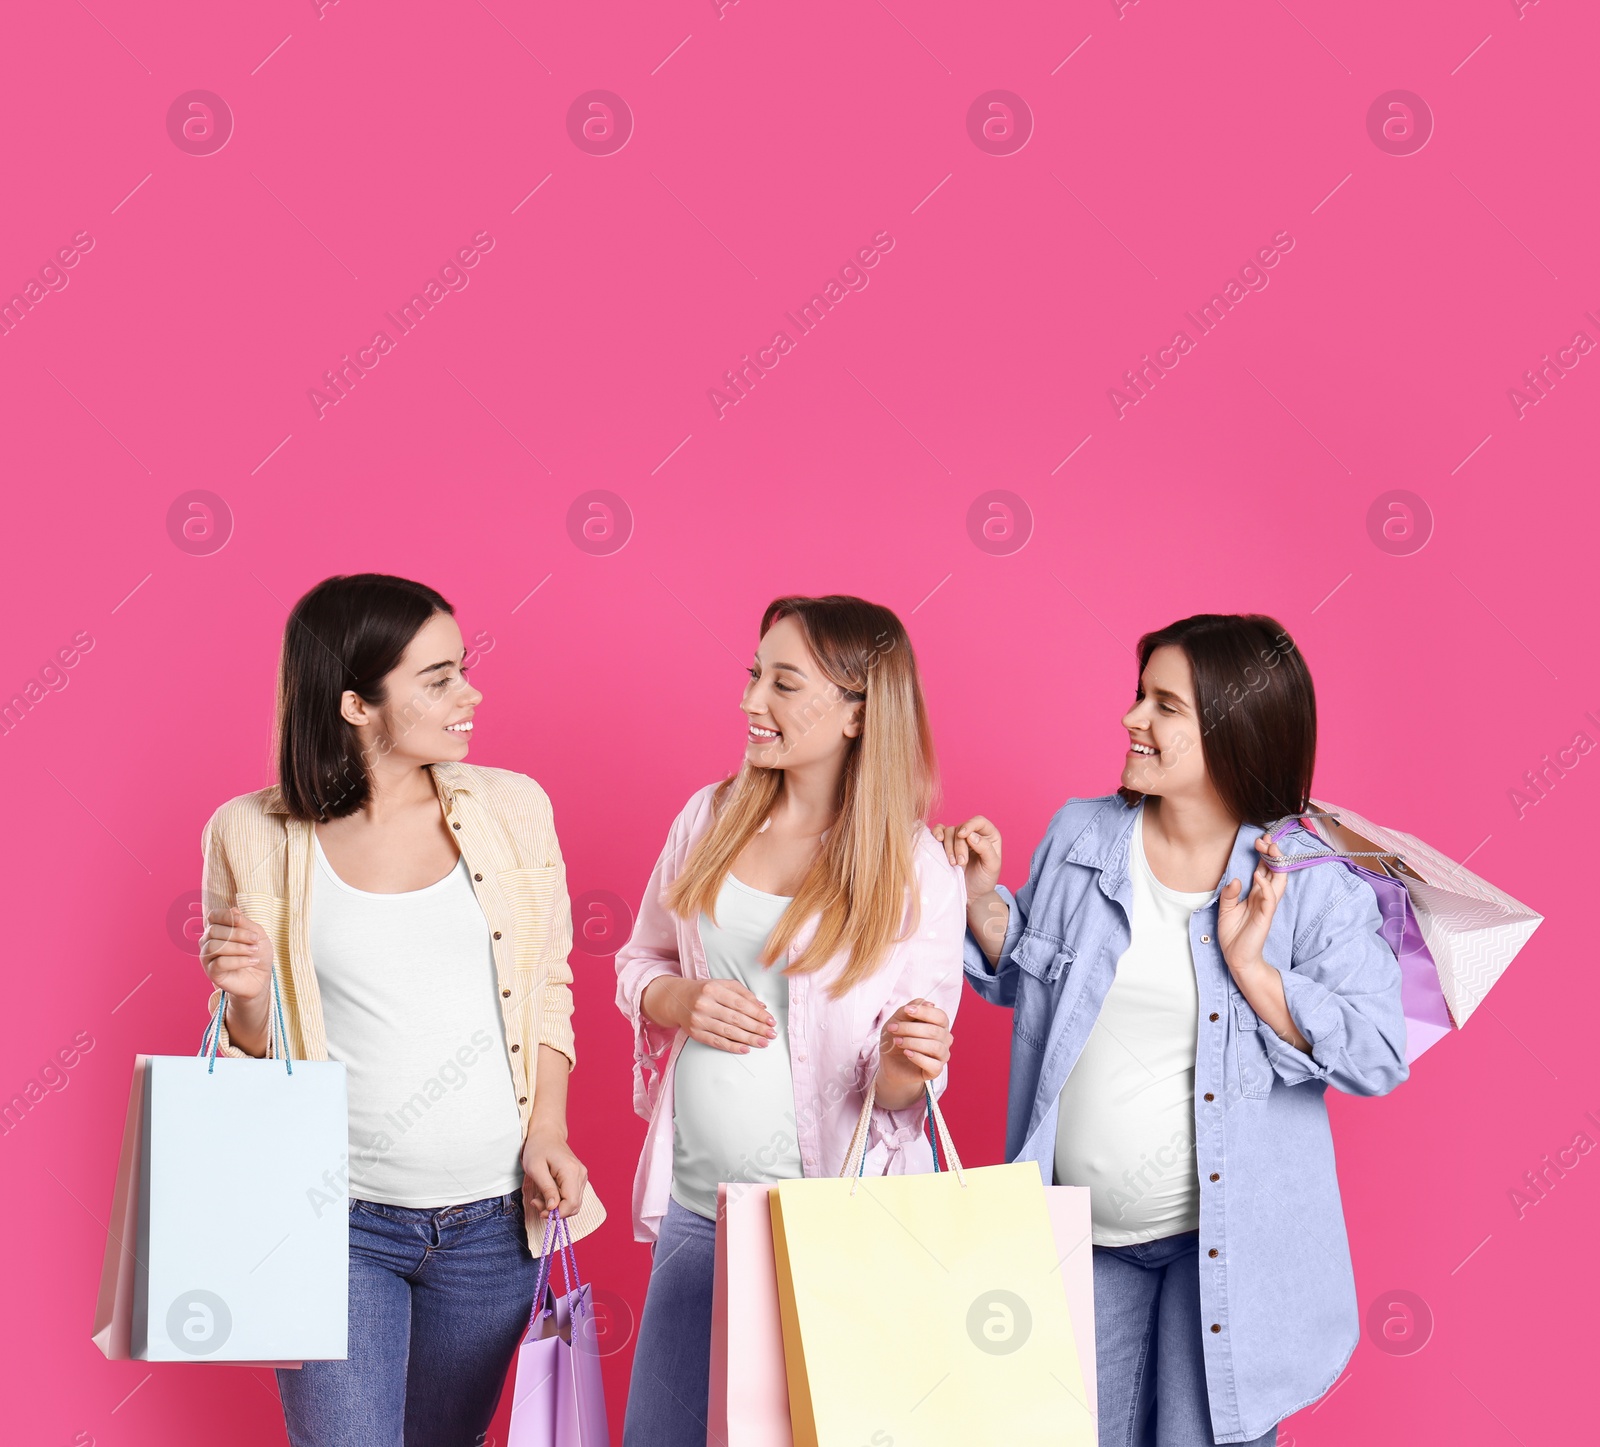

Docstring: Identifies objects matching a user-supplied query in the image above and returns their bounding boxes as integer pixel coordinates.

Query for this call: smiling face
[1119,644,1212,801]
[341,610,482,769]
[741,613,861,773]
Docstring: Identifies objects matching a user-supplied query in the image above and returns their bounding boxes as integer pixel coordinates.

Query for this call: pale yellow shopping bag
[770,1076,1091,1447]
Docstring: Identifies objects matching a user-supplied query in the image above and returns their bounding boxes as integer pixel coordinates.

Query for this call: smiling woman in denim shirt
[936,613,1407,1447]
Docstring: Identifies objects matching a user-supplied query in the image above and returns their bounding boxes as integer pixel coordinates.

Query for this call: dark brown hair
[1116,613,1315,825]
[275,574,454,821]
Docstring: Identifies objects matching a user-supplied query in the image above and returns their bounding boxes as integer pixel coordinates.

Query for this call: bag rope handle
[840,1073,964,1193]
[527,1206,590,1332]
[1260,809,1421,962]
[199,958,293,1076]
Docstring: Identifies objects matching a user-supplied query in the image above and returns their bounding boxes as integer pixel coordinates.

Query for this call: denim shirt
[963,795,1407,1443]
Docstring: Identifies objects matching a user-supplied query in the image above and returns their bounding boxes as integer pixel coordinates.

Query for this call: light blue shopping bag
[97,973,349,1363]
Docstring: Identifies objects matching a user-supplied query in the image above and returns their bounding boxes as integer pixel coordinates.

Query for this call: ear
[339,689,369,728]
[842,700,864,739]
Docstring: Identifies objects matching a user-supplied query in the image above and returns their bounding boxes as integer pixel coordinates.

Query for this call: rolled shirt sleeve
[1255,870,1409,1097]
[613,813,694,1121]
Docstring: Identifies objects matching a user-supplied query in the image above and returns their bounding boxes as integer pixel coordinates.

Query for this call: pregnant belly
[672,1037,802,1186]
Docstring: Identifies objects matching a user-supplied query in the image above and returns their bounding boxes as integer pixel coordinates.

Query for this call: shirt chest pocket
[1231,997,1275,1099]
[496,866,563,969]
[1011,929,1075,1049]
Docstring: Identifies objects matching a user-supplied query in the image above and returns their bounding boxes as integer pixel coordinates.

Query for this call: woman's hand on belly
[643,976,778,1053]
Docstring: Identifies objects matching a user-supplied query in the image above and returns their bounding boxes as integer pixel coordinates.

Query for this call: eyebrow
[416,657,459,676]
[753,654,808,678]
[1148,684,1190,705]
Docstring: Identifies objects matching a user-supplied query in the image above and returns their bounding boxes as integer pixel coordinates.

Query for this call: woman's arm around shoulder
[940,794,1122,1009]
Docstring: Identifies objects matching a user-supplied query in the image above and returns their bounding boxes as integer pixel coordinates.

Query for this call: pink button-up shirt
[613,783,968,1243]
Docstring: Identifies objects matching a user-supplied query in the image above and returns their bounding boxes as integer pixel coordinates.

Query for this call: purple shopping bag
[507,1211,610,1447]
[1267,808,1455,1063]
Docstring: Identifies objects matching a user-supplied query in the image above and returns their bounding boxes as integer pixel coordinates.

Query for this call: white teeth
[1130,742,1156,755]
[749,726,779,739]
[446,722,473,732]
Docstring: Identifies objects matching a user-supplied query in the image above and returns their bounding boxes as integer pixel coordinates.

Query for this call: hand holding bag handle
[839,1075,965,1193]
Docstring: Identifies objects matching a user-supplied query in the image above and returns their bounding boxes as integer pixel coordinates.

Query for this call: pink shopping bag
[508,1211,610,1446]
[709,1181,792,1446]
[1045,1185,1098,1437]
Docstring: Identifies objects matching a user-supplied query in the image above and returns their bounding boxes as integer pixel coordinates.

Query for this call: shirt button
[1204,1092,1215,1102]
[1210,1323,1221,1333]
[519,1096,528,1105]
[451,822,461,830]
[1201,934,1211,944]
[1209,1172,1220,1182]
[474,872,484,882]
[1208,1247,1219,1258]
[493,931,502,940]
[1209,1013,1220,1022]
[502,989,511,998]
[511,1043,520,1053]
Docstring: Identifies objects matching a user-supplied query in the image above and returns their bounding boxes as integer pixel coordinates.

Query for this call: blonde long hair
[666,595,937,997]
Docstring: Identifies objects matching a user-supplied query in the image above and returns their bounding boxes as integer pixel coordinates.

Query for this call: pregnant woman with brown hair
[198,572,602,1447]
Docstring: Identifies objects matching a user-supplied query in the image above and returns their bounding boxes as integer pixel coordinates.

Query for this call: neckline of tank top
[1133,805,1221,908]
[313,831,467,900]
[724,871,794,902]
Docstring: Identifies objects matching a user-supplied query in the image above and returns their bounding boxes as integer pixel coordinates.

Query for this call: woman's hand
[642,975,777,1053]
[875,998,952,1109]
[198,906,274,1054]
[522,1124,589,1232]
[1217,835,1289,977]
[933,816,1009,967]
[1217,836,1312,1056]
[200,906,274,999]
[931,816,1002,897]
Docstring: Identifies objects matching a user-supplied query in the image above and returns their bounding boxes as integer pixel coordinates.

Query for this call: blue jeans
[277,1192,538,1447]
[1094,1230,1278,1447]
[620,1195,718,1447]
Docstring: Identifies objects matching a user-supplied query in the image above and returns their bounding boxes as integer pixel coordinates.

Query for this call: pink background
[2,0,1594,1442]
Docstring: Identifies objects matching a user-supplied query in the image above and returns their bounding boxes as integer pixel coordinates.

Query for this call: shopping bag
[1044,1186,1098,1435]
[709,1181,791,1446]
[507,1210,610,1446]
[92,978,348,1362]
[712,1176,1099,1446]
[769,1077,1091,1447]
[1268,802,1543,1055]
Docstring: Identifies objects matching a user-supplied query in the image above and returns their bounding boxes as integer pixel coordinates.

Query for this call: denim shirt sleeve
[961,805,1068,1008]
[1256,868,1410,1097]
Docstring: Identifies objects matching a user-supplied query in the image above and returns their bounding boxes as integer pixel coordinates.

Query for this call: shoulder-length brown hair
[275,573,454,821]
[667,595,937,997]
[1117,613,1316,826]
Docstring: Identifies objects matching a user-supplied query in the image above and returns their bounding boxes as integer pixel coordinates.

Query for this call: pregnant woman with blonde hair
[614,594,967,1447]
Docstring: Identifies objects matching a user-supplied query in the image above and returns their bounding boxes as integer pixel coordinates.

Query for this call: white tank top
[310,834,525,1207]
[1053,805,1216,1245]
[670,874,804,1218]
